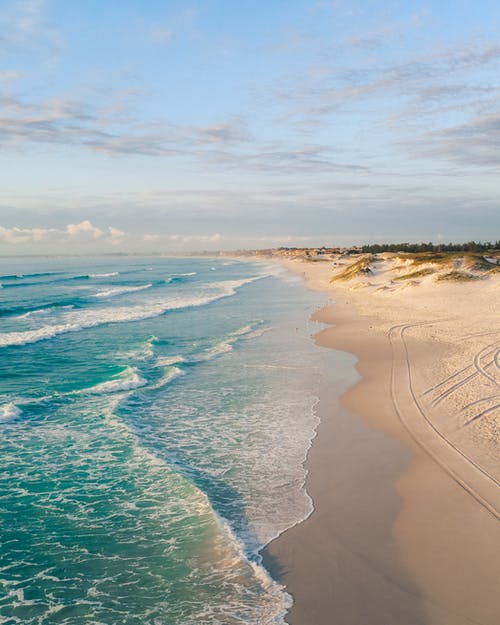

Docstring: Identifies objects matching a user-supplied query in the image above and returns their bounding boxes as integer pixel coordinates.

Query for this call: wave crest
[89,272,119,278]
[84,367,147,394]
[0,403,22,423]
[93,284,153,298]
[151,367,185,389]
[0,278,259,348]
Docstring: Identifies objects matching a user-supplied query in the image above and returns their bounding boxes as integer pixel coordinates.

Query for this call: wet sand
[263,266,500,625]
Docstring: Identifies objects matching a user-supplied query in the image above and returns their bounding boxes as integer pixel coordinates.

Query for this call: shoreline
[263,259,500,625]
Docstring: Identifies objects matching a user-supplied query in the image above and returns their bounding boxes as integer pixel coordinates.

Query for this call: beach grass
[396,252,452,265]
[394,252,500,279]
[394,267,435,281]
[436,271,478,282]
[330,255,374,282]
[464,254,500,274]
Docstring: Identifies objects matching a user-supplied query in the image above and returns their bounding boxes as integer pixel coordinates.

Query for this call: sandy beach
[263,254,500,625]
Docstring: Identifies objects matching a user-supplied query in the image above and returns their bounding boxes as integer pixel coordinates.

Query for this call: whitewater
[0,256,331,625]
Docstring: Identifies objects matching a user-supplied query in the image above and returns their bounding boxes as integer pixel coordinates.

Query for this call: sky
[0,0,499,254]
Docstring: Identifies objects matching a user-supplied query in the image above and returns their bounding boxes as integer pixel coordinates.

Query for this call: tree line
[360,241,500,253]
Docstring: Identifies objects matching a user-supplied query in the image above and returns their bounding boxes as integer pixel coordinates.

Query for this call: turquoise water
[0,257,330,624]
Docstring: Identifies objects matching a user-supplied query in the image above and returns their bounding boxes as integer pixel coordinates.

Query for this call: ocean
[0,256,332,625]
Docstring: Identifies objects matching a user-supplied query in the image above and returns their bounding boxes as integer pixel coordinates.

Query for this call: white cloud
[107,226,125,246]
[66,219,103,239]
[108,226,125,238]
[0,70,21,81]
[0,225,57,243]
[0,221,225,252]
[0,220,115,245]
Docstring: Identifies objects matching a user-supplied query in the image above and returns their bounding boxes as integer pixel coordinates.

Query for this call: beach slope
[264,252,500,625]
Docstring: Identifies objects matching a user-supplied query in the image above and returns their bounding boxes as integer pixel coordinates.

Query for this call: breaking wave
[0,403,22,423]
[0,278,260,348]
[89,272,120,278]
[83,366,147,394]
[92,284,153,298]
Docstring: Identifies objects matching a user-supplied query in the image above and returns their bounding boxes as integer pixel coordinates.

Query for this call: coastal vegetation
[330,255,374,282]
[464,255,500,274]
[324,249,499,285]
[398,253,452,265]
[361,241,500,254]
[437,271,479,282]
[394,268,435,281]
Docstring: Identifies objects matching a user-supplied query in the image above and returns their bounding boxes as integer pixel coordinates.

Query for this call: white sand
[264,253,500,625]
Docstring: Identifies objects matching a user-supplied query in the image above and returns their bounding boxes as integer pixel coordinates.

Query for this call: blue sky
[1,0,499,253]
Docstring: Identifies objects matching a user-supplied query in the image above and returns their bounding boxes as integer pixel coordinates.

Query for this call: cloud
[2,173,498,251]
[274,42,500,116]
[66,220,104,239]
[345,12,426,51]
[0,0,62,52]
[0,0,45,41]
[166,233,222,243]
[415,83,497,102]
[0,90,252,158]
[108,226,125,239]
[0,70,21,81]
[266,28,317,53]
[0,87,368,175]
[195,119,250,145]
[313,1,364,17]
[270,39,500,170]
[0,220,112,245]
[198,143,368,174]
[419,112,500,167]
[0,218,225,252]
[0,92,162,154]
[0,225,58,244]
[150,24,173,43]
[149,7,198,44]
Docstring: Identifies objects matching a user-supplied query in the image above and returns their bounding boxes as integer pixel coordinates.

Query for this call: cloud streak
[270,39,500,172]
[420,112,500,167]
[0,89,367,174]
[0,87,253,159]
[279,43,500,114]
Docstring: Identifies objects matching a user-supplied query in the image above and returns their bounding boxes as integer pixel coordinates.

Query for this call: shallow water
[0,256,331,624]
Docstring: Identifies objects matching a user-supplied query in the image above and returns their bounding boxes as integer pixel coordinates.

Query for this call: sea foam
[151,367,185,389]
[0,403,22,423]
[153,323,268,369]
[92,284,153,298]
[16,305,74,320]
[89,272,119,278]
[84,367,147,394]
[0,278,258,348]
[165,271,197,283]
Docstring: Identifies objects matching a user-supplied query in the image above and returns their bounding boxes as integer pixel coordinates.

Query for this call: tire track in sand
[389,323,499,520]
